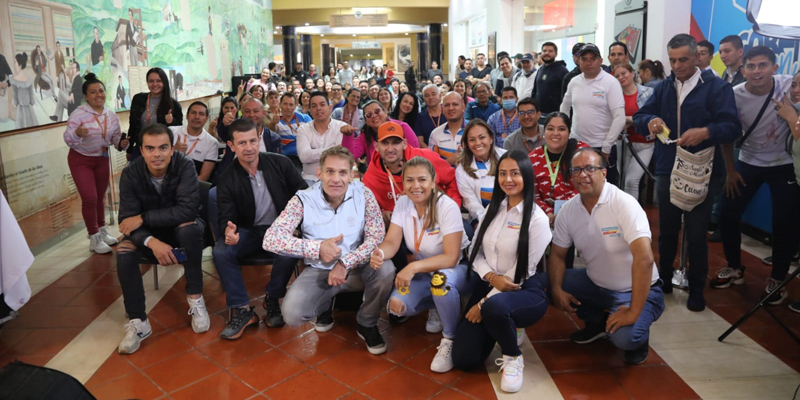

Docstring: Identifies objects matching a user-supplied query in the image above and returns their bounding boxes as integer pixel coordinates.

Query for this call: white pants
[621,141,654,201]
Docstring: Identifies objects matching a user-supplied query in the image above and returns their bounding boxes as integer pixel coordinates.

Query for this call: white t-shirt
[169,126,219,164]
[390,194,470,260]
[552,183,659,292]
[734,75,794,167]
[296,118,346,181]
[560,71,625,148]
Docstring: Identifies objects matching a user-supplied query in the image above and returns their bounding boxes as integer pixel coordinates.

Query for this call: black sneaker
[708,230,722,243]
[624,342,649,365]
[389,314,409,324]
[356,323,387,355]
[570,323,606,344]
[220,306,259,340]
[263,295,285,328]
[687,288,705,312]
[788,302,800,313]
[314,302,334,332]
[763,254,800,266]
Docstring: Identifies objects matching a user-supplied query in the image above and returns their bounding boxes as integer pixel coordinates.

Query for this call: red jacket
[529,141,588,215]
[362,146,462,212]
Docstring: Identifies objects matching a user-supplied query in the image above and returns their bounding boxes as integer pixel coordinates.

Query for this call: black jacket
[118,151,200,247]
[216,152,307,232]
[562,66,581,100]
[128,92,183,152]
[531,60,568,114]
[291,69,311,85]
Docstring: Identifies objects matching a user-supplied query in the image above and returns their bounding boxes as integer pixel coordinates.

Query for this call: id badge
[554,200,566,215]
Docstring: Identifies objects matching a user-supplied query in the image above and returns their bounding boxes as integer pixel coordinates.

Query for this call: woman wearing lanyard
[456,120,507,225]
[276,92,311,169]
[341,101,419,168]
[370,156,471,373]
[63,73,129,254]
[128,67,182,160]
[452,150,551,393]
[332,88,364,132]
[614,63,654,200]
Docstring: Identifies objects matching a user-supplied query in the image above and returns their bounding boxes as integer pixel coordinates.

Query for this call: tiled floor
[1,205,799,399]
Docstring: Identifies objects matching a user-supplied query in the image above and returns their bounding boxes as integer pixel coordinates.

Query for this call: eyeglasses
[364,109,383,119]
[518,110,538,117]
[569,165,603,176]
[744,62,772,71]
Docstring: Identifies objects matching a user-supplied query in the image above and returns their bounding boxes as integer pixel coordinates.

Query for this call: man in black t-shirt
[468,53,492,85]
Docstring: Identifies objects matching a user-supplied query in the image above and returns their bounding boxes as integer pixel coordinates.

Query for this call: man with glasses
[546,147,664,366]
[503,98,542,154]
[465,82,500,123]
[415,84,446,148]
[329,82,345,111]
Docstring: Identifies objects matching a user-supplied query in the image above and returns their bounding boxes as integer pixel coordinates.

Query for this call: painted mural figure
[116,75,126,110]
[0,52,12,122]
[126,9,139,67]
[10,53,37,129]
[68,60,84,116]
[51,64,71,122]
[91,27,105,65]
[31,46,54,100]
[54,41,66,87]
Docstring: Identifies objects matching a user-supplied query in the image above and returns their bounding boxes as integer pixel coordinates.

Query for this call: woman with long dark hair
[128,67,182,160]
[324,67,337,83]
[389,92,419,126]
[614,64,654,201]
[332,88,364,132]
[378,87,393,113]
[637,59,666,89]
[341,100,419,162]
[63,73,129,253]
[453,79,474,108]
[295,90,312,116]
[208,96,238,139]
[370,156,471,373]
[451,150,551,394]
[456,120,506,223]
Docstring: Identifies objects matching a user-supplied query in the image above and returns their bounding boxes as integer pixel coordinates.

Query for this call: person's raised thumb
[227,221,236,230]
[335,233,344,242]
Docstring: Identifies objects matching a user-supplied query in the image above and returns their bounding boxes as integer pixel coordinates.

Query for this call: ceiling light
[320,34,325,37]
[352,34,357,37]
[274,31,278,34]
[367,54,370,56]
[404,32,408,35]
[350,54,353,57]
[276,26,281,29]
[443,23,448,27]
[305,22,310,26]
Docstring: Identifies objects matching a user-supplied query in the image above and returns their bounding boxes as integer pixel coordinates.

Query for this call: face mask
[502,99,516,110]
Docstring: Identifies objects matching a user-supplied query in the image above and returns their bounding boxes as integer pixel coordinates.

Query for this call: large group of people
[60,33,800,394]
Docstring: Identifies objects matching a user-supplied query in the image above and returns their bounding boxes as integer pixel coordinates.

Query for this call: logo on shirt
[592,91,606,98]
[602,226,621,237]
[507,221,522,230]
[427,227,441,235]
[348,216,356,227]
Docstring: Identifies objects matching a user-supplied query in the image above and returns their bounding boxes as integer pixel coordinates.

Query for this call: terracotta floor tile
[264,369,350,400]
[320,311,361,343]
[72,256,116,272]
[360,366,443,400]
[92,271,123,287]
[0,354,55,368]
[244,274,272,298]
[429,388,476,400]
[380,326,437,364]
[611,366,701,400]
[228,348,307,391]
[5,306,106,329]
[90,370,165,400]
[171,314,228,348]
[316,347,396,387]
[124,332,192,369]
[25,287,84,307]
[49,271,106,288]
[526,308,580,342]
[10,328,82,356]
[739,326,800,358]
[197,334,271,368]
[450,370,496,400]
[201,290,231,314]
[149,303,192,330]
[256,322,315,346]
[142,350,222,393]
[338,391,371,400]
[279,330,356,365]
[170,371,256,400]
[151,288,190,311]
[401,345,465,385]
[0,328,33,353]
[67,287,123,307]
[533,340,664,373]
[85,353,137,388]
[551,370,632,400]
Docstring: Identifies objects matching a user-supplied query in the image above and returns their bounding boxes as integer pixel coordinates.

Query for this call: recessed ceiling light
[367,54,370,56]
[320,34,325,37]
[352,34,357,37]
[443,23,448,27]
[304,22,310,26]
[273,31,277,34]
[404,32,408,35]
[350,54,353,57]
[276,26,281,29]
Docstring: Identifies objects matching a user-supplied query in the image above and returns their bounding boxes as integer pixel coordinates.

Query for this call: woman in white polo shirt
[370,156,470,373]
[451,150,551,394]
[456,120,506,225]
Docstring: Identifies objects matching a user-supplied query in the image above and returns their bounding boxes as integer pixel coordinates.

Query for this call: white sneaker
[426,309,443,333]
[516,328,525,347]
[188,296,210,333]
[430,337,454,373]
[98,226,119,246]
[90,232,113,254]
[496,354,524,393]
[118,318,152,354]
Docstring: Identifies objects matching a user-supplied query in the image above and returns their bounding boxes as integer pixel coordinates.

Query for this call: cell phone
[120,132,127,140]
[172,248,188,263]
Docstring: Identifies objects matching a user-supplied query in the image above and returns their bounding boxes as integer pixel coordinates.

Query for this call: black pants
[593,146,619,187]
[117,219,205,320]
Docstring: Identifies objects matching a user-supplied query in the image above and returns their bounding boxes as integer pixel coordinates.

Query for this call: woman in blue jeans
[370,156,470,373]
[451,150,552,394]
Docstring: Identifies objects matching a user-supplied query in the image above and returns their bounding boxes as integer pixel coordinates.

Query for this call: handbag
[669,80,714,212]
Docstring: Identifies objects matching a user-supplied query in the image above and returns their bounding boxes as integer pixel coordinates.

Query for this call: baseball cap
[377,121,404,142]
[572,42,586,55]
[520,53,535,62]
[577,43,601,57]
[513,53,524,60]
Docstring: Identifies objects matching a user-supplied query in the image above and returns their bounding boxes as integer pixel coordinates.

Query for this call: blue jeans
[389,263,470,338]
[720,161,800,280]
[545,269,665,351]
[452,272,548,370]
[656,173,721,289]
[212,225,297,308]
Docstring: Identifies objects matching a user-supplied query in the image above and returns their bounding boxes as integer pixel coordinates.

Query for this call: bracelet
[376,248,385,259]
[478,297,487,310]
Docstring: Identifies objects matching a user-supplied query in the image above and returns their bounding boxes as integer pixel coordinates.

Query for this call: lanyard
[182,133,200,155]
[429,109,442,128]
[93,113,108,142]
[281,114,300,134]
[543,145,564,188]
[145,94,153,123]
[385,161,404,203]
[412,207,430,254]
[502,110,518,131]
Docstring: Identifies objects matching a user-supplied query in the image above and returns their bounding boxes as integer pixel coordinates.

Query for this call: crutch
[672,215,690,289]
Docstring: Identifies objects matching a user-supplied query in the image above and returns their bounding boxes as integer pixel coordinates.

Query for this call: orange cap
[377,121,404,142]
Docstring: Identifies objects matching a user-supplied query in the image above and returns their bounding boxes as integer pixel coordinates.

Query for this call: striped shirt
[63,105,124,157]
[429,122,465,161]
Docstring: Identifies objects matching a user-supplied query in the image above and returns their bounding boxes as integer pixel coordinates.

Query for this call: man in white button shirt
[297,92,347,183]
[546,148,664,365]
[560,44,626,186]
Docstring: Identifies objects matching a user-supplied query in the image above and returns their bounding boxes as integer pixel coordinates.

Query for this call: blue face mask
[502,99,516,110]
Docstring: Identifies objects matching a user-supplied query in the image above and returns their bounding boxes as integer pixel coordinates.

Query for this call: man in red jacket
[362,121,462,226]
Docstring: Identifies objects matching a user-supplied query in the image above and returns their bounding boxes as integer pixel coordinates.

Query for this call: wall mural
[0,0,273,134]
